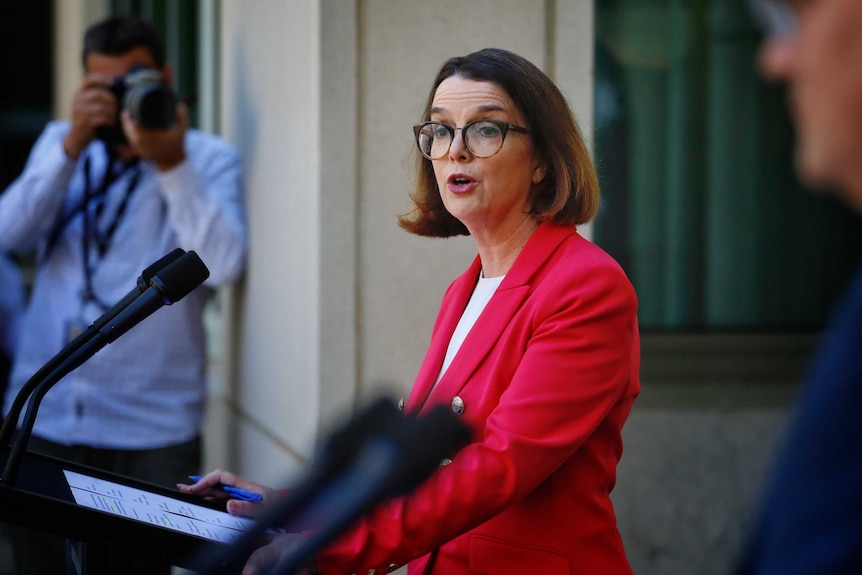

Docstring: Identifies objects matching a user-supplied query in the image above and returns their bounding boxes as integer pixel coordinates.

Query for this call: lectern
[0,250,227,573]
[0,447,253,574]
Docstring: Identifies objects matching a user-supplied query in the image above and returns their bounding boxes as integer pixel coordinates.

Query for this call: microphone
[0,248,186,450]
[98,250,209,343]
[197,399,471,575]
[263,403,471,575]
[95,247,188,333]
[0,251,210,486]
[193,398,405,574]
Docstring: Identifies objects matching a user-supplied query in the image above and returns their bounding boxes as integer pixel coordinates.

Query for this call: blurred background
[1,1,859,574]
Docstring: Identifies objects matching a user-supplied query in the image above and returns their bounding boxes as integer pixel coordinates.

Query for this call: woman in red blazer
[183,47,639,575]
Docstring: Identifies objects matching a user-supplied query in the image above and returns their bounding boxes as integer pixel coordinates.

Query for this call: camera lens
[124,83,178,130]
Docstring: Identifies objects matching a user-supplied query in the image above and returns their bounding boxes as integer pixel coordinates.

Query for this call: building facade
[29,1,855,573]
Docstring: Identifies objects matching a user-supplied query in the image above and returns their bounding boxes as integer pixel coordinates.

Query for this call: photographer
[0,14,246,575]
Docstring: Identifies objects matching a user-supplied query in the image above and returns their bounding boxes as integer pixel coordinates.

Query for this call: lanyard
[80,154,141,311]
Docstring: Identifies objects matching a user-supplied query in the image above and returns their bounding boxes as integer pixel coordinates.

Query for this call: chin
[795,140,835,191]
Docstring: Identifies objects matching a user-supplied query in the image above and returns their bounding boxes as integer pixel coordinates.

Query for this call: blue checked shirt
[0,121,247,449]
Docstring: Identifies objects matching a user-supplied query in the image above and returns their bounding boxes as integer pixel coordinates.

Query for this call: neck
[474,216,540,278]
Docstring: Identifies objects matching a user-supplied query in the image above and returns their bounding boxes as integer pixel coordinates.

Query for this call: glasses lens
[416,123,452,159]
[465,121,505,158]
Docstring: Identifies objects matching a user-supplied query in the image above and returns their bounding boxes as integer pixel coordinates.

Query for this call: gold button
[439,458,452,467]
[368,570,376,575]
[397,397,405,411]
[451,396,464,415]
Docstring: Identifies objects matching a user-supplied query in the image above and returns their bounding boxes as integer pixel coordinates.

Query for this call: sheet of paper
[64,469,257,543]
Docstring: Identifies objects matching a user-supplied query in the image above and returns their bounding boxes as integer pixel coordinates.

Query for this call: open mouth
[449,175,474,185]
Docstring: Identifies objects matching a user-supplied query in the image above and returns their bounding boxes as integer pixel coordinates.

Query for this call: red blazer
[316,222,640,575]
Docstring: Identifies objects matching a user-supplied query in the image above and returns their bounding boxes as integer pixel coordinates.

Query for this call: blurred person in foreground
[0,14,246,575]
[738,0,862,573]
[182,47,640,575]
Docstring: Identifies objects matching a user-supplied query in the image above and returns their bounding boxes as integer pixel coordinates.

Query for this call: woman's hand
[241,532,316,575]
[177,468,278,518]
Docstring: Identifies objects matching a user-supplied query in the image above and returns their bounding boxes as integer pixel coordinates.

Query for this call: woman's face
[429,76,545,237]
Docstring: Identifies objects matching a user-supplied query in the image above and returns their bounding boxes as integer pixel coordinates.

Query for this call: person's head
[81,16,175,150]
[82,14,166,75]
[399,48,599,237]
[755,0,862,209]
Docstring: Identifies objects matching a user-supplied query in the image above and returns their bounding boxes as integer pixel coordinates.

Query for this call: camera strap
[43,150,131,256]
[88,158,142,258]
[79,153,141,311]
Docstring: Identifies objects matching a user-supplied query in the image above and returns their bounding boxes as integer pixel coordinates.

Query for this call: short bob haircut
[399,47,600,238]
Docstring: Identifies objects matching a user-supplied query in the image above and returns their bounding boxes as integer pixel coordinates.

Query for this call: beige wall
[45,5,799,573]
[53,0,110,119]
[215,0,595,487]
[49,0,595,492]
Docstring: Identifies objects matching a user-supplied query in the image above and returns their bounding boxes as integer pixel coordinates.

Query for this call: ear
[532,163,548,185]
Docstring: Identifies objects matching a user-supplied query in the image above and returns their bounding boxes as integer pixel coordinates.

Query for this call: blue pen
[188,475,263,503]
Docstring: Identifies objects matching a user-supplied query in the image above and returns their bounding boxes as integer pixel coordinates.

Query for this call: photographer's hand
[121,101,189,172]
[63,73,118,160]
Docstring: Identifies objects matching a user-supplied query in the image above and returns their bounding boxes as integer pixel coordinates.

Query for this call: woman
[182,47,640,575]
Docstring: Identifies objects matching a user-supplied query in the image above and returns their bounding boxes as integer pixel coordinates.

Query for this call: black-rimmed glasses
[413,120,529,160]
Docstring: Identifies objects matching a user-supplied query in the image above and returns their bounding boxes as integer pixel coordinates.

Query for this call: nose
[448,127,470,160]
[757,35,796,83]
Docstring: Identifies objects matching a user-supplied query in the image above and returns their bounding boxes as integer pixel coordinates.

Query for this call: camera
[97,65,178,145]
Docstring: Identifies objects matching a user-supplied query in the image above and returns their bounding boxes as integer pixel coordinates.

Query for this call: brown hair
[399,48,600,237]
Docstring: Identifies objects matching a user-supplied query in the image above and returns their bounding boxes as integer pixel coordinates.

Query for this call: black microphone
[96,247,187,332]
[197,400,471,575]
[0,251,209,486]
[0,248,186,450]
[263,404,471,575]
[99,250,209,343]
[194,398,405,574]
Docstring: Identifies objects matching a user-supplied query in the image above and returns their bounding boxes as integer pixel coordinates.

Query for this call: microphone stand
[0,248,185,451]
[1,331,109,486]
[0,251,208,487]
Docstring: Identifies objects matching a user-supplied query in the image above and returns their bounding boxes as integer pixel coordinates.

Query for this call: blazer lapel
[417,223,579,413]
[405,256,482,413]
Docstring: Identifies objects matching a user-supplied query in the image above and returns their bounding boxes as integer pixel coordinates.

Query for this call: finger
[77,86,115,106]
[179,468,227,493]
[80,100,118,126]
[176,484,228,501]
[181,468,251,493]
[226,499,265,518]
[82,72,116,89]
[72,90,112,115]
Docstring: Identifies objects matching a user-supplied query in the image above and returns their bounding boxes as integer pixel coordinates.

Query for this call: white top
[434,272,505,388]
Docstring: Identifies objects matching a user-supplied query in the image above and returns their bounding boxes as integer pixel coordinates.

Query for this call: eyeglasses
[747,0,797,38]
[413,120,528,160]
